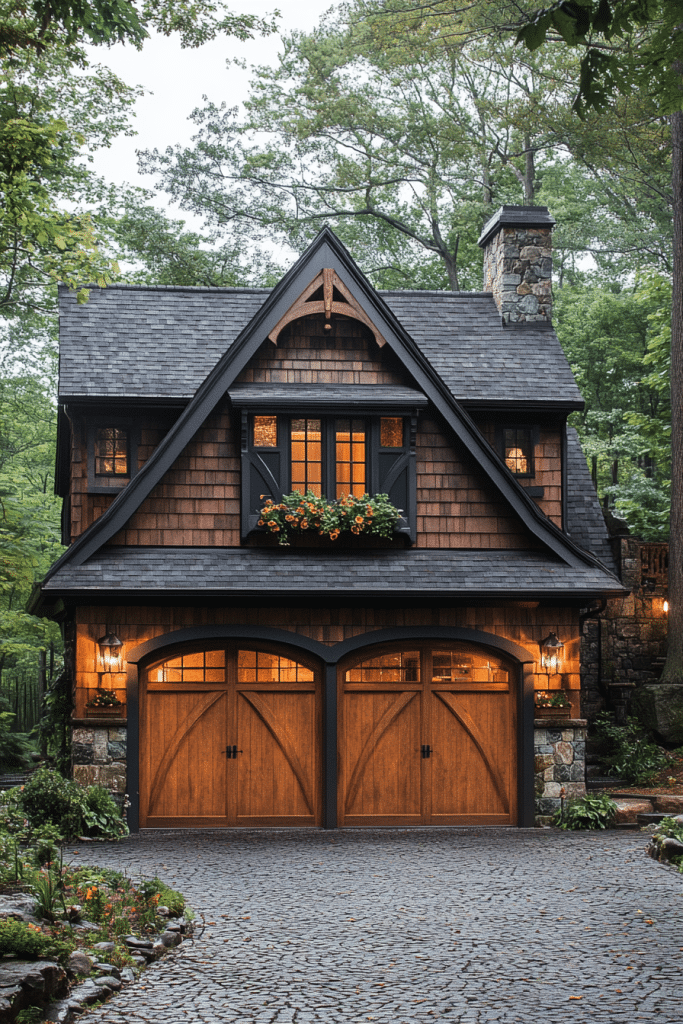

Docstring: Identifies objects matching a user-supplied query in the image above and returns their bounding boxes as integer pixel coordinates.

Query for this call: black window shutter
[373,415,416,542]
[241,412,285,537]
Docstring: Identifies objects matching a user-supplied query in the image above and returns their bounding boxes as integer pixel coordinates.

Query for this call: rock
[165,921,182,932]
[69,981,106,1007]
[653,795,683,814]
[94,963,120,978]
[95,975,122,991]
[161,930,181,947]
[67,950,92,975]
[120,967,136,983]
[0,960,68,1021]
[123,935,153,949]
[152,941,166,956]
[613,798,654,823]
[0,896,39,924]
[131,955,147,967]
[93,941,115,953]
[639,684,683,744]
[156,905,170,917]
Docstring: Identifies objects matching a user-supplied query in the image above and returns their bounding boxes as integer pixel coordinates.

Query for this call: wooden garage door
[339,645,517,826]
[140,646,321,828]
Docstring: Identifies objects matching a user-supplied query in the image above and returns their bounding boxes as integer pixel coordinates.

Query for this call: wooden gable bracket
[267,268,387,347]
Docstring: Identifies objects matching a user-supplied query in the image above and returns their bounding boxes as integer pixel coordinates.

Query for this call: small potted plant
[534,690,573,719]
[85,689,125,717]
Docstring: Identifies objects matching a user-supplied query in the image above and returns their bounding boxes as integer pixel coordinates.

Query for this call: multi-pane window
[335,419,366,498]
[95,427,128,476]
[245,411,413,539]
[503,427,533,476]
[291,418,323,496]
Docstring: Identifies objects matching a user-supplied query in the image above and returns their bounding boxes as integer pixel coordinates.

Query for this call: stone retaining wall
[534,720,587,826]
[72,725,127,808]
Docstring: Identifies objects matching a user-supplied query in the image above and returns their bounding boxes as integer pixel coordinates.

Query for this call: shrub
[553,792,617,830]
[17,769,128,840]
[594,713,666,785]
[81,786,128,840]
[0,918,72,964]
[139,877,185,917]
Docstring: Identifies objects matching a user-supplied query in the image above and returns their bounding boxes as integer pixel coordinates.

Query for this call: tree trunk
[524,135,535,203]
[660,110,683,684]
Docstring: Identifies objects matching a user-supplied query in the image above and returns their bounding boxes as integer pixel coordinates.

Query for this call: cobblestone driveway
[73,828,683,1023]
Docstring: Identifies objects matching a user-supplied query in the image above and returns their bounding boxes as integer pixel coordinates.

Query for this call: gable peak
[267,267,387,348]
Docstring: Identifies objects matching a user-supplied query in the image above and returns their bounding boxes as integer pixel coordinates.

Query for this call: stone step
[587,776,625,790]
[612,798,654,824]
[637,812,670,826]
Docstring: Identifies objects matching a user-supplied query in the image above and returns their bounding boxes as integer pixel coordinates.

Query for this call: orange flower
[355,516,364,523]
[301,520,309,529]
[258,519,265,526]
[267,520,277,527]
[285,515,295,521]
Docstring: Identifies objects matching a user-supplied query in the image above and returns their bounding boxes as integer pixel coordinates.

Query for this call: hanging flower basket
[257,490,403,547]
[85,689,125,716]
[534,691,572,719]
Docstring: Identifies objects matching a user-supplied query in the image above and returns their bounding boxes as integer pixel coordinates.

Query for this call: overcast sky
[88,0,335,225]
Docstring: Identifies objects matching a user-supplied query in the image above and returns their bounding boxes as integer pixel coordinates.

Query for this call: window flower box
[257,490,403,547]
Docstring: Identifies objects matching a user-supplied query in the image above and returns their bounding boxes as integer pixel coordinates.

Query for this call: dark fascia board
[42,226,610,583]
[61,397,190,411]
[461,399,584,414]
[32,584,628,607]
[55,406,71,498]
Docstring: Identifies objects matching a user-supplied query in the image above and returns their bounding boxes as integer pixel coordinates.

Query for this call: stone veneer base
[72,724,127,809]
[534,719,587,827]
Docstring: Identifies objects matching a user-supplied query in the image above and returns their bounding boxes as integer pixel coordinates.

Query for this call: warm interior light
[664,600,669,613]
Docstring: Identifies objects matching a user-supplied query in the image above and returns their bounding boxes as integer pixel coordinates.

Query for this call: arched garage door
[338,643,517,826]
[139,645,322,828]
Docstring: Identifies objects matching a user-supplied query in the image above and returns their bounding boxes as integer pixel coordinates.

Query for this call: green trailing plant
[648,816,683,868]
[594,713,667,785]
[0,918,72,964]
[553,792,617,830]
[258,490,402,546]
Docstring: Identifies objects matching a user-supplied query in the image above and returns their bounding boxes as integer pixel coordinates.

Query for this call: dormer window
[236,391,425,543]
[95,427,128,477]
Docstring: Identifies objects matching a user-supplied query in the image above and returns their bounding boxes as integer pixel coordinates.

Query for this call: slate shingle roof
[565,427,619,573]
[58,285,583,407]
[41,547,623,597]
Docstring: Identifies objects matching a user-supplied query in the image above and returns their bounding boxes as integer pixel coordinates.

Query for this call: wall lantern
[97,629,123,673]
[540,632,564,674]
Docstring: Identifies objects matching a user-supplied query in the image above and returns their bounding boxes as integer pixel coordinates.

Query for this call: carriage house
[31,207,625,830]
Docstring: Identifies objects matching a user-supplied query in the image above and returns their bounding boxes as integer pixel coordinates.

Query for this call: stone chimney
[477,205,555,324]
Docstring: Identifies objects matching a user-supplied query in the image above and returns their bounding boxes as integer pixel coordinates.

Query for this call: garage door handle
[225,745,243,759]
[421,744,432,758]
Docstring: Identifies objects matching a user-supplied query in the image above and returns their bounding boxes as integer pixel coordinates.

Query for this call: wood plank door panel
[140,647,321,828]
[140,688,229,828]
[429,688,515,825]
[340,687,422,826]
[235,687,320,826]
[338,645,518,827]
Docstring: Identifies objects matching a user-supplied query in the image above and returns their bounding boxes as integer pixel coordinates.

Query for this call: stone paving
[69,828,683,1023]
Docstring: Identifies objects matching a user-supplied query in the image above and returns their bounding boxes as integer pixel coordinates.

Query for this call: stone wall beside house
[581,537,668,723]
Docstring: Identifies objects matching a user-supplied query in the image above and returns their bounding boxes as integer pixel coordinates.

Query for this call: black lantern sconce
[540,632,564,674]
[97,629,123,674]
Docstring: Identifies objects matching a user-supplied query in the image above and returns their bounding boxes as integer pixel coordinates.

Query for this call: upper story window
[502,427,534,478]
[86,419,138,493]
[244,412,413,541]
[95,427,128,477]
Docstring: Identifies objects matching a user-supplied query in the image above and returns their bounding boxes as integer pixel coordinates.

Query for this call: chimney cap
[478,205,556,249]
